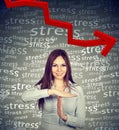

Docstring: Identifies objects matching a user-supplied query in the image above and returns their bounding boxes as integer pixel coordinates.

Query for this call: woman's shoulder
[70,82,84,95]
[35,84,41,89]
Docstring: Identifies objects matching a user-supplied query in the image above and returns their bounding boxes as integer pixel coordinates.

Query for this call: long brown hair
[35,49,75,108]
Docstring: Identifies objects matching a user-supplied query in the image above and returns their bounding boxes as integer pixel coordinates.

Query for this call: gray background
[0,0,119,130]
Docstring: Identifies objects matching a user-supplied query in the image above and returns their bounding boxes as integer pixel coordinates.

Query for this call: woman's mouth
[56,73,64,76]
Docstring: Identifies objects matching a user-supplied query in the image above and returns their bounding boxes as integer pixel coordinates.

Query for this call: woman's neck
[53,79,66,91]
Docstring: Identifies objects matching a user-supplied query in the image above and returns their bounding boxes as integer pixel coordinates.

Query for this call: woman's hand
[57,96,67,121]
[48,89,77,98]
[48,89,77,121]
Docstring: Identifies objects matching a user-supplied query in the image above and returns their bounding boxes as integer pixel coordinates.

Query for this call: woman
[22,49,85,130]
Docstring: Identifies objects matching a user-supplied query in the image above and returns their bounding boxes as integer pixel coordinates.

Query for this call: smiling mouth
[56,73,64,76]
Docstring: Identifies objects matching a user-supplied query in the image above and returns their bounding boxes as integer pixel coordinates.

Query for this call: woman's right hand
[48,89,77,98]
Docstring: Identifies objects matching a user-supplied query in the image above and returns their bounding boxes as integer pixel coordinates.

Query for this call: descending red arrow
[4,0,117,56]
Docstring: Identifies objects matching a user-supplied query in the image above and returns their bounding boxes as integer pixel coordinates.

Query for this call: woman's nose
[57,66,61,71]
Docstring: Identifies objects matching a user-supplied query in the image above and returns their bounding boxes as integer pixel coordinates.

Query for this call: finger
[57,96,62,101]
[63,92,77,98]
[57,99,63,115]
[55,90,77,98]
[57,97,62,107]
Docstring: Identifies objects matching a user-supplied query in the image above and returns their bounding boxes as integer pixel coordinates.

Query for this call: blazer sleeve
[21,85,49,102]
[65,86,86,128]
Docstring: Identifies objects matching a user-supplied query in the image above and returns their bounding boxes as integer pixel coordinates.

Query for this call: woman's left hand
[57,96,67,122]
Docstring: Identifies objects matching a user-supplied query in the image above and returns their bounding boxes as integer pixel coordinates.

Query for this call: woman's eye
[52,64,57,67]
[62,64,66,67]
[52,64,66,67]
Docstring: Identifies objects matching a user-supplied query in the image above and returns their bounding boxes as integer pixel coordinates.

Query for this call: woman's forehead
[53,56,66,63]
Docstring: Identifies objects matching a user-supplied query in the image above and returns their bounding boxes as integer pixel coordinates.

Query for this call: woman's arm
[21,86,77,102]
[21,87,49,102]
[65,86,86,128]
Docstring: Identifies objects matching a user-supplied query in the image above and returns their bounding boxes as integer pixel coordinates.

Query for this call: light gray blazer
[21,82,85,130]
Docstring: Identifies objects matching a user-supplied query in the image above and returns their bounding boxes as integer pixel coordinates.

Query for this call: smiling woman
[21,49,86,130]
[52,56,67,83]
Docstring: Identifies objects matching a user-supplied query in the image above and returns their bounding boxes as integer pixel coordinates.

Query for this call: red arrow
[4,0,117,56]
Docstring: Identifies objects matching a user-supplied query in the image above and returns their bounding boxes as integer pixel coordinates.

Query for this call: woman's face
[52,56,67,80]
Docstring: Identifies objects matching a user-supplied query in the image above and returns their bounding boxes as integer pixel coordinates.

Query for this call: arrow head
[94,30,117,56]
